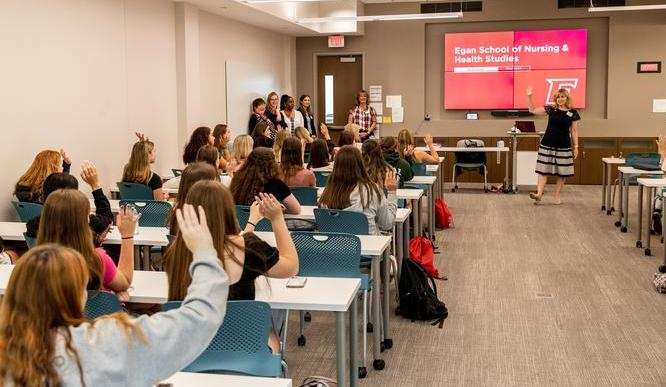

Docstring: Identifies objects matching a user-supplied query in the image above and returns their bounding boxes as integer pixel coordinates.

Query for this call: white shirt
[282,110,304,134]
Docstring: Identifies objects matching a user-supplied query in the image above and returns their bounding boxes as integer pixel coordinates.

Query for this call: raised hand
[319,124,330,140]
[657,135,666,157]
[248,200,264,226]
[80,161,101,191]
[135,131,148,142]
[257,193,283,222]
[60,148,72,165]
[175,204,214,254]
[117,206,139,239]
[384,169,398,192]
[404,144,415,156]
[424,134,434,146]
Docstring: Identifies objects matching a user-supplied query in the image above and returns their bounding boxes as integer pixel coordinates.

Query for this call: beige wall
[0,0,294,220]
[295,0,666,137]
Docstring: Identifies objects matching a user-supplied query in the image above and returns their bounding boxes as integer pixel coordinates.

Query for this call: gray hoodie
[47,247,228,386]
[340,186,397,235]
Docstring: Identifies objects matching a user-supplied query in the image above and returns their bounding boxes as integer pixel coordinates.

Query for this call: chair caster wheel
[304,312,311,322]
[366,322,373,333]
[358,367,368,379]
[621,226,627,233]
[636,240,643,248]
[373,359,385,371]
[659,265,666,273]
[383,338,393,350]
[606,210,612,215]
[601,205,606,211]
[644,248,651,256]
[297,335,306,347]
[614,221,621,227]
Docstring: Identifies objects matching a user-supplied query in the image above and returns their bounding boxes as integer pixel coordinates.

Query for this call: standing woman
[527,87,580,205]
[298,94,326,137]
[212,124,232,172]
[347,90,377,142]
[248,98,277,139]
[280,95,304,134]
[266,92,285,131]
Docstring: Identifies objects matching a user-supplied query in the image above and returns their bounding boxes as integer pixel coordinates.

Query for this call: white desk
[162,372,292,387]
[601,157,625,215]
[636,179,666,266]
[406,176,437,240]
[616,167,663,233]
[420,146,510,190]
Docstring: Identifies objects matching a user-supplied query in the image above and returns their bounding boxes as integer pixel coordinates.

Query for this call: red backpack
[409,236,441,279]
[435,198,453,229]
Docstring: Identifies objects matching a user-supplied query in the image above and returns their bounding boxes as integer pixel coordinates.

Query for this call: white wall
[0,0,295,220]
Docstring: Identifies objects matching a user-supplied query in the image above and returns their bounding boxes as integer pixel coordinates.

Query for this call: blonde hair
[232,135,253,163]
[294,127,313,143]
[397,129,414,159]
[15,150,62,196]
[552,88,572,109]
[273,131,290,163]
[344,123,362,142]
[122,140,154,184]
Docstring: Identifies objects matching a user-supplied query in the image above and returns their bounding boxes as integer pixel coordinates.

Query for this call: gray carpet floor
[284,185,666,386]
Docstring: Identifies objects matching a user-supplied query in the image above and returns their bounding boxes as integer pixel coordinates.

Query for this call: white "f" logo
[545,78,579,105]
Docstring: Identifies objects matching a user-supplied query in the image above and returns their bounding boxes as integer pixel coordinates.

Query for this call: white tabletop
[602,157,625,164]
[617,166,664,176]
[395,207,411,223]
[253,231,391,257]
[109,185,179,195]
[409,176,437,185]
[426,164,439,173]
[637,178,666,188]
[286,206,410,224]
[418,146,509,152]
[162,372,292,386]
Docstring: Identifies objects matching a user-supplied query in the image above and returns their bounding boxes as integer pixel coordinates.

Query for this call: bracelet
[247,221,256,228]
[121,236,134,240]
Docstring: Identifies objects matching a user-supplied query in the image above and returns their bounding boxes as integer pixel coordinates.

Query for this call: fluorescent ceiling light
[297,12,463,23]
[589,4,666,12]
[244,0,342,3]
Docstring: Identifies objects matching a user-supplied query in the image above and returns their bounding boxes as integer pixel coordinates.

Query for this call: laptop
[515,120,536,133]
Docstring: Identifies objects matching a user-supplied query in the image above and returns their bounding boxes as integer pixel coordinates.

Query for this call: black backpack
[396,258,448,328]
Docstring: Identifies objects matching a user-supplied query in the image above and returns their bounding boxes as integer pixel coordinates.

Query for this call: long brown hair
[362,140,390,190]
[319,146,381,209]
[212,124,230,160]
[397,129,414,159]
[338,131,355,147]
[0,245,88,387]
[165,181,241,301]
[122,140,154,184]
[273,130,290,163]
[308,139,330,169]
[169,162,220,235]
[280,137,305,181]
[196,145,219,168]
[183,127,212,165]
[15,150,62,197]
[230,147,281,206]
[37,189,103,290]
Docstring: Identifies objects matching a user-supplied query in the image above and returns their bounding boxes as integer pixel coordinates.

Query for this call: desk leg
[504,149,510,189]
[142,245,150,270]
[637,184,644,247]
[381,250,392,351]
[622,177,630,232]
[349,297,358,386]
[511,134,518,193]
[602,162,607,211]
[371,258,383,369]
[335,311,348,387]
[616,173,624,229]
[645,187,654,256]
[396,222,404,280]
[133,246,140,270]
[412,198,421,237]
[428,186,435,242]
[403,216,410,276]
[606,163,613,215]
[662,201,666,269]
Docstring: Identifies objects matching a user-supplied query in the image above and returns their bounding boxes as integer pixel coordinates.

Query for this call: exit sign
[328,35,344,48]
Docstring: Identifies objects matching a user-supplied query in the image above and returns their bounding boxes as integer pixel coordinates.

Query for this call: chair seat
[183,350,283,377]
[455,163,485,168]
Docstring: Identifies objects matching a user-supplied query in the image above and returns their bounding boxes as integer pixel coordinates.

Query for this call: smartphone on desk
[286,276,307,288]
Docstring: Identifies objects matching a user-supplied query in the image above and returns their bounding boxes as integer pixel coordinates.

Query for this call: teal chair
[116,182,154,200]
[235,205,272,231]
[23,232,37,249]
[314,171,330,187]
[12,201,43,222]
[85,291,122,320]
[290,186,318,206]
[314,208,369,235]
[120,200,171,227]
[292,232,371,377]
[163,300,284,377]
[411,163,427,176]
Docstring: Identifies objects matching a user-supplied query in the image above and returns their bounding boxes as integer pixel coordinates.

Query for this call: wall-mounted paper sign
[369,85,382,102]
[653,99,666,113]
[370,102,383,116]
[386,95,402,109]
[391,107,404,123]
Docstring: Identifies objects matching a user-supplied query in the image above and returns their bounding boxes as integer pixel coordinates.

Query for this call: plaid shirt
[253,113,277,139]
[349,105,377,134]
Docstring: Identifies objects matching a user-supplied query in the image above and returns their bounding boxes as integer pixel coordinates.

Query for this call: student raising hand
[175,204,214,254]
[384,168,398,192]
[257,193,284,221]
[59,148,72,165]
[80,161,101,191]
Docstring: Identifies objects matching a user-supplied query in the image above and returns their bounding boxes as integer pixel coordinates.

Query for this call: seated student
[0,205,229,386]
[319,146,397,235]
[249,98,277,139]
[230,147,301,215]
[213,124,232,172]
[122,138,164,200]
[183,126,215,165]
[335,130,356,156]
[280,137,315,187]
[38,189,137,298]
[252,122,275,149]
[317,124,336,159]
[165,183,298,353]
[0,237,11,264]
[196,145,220,169]
[398,129,440,164]
[380,136,414,186]
[273,130,290,164]
[294,126,314,157]
[14,149,71,203]
[307,139,332,169]
[362,139,392,191]
[344,123,363,144]
[227,134,254,176]
[169,162,220,236]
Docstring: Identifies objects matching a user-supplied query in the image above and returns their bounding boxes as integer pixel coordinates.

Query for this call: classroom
[1,0,665,386]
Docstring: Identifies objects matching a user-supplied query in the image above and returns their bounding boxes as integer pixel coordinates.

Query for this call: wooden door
[316,55,363,131]
[579,138,617,185]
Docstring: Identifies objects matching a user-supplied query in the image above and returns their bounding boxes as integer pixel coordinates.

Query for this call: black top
[14,161,71,203]
[540,106,581,149]
[264,178,291,201]
[265,109,285,130]
[299,108,316,136]
[253,134,274,149]
[228,232,280,300]
[147,172,163,191]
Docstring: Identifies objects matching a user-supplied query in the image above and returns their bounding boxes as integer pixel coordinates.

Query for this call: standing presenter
[527,87,580,205]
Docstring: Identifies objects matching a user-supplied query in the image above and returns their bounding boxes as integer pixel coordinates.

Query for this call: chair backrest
[455,139,486,165]
[411,163,427,176]
[456,139,485,148]
[164,300,282,377]
[314,208,369,235]
[292,232,362,278]
[290,186,318,206]
[119,200,171,227]
[171,168,183,177]
[12,201,43,222]
[85,291,122,319]
[235,205,272,231]
[23,232,37,249]
[116,182,154,200]
[314,171,329,187]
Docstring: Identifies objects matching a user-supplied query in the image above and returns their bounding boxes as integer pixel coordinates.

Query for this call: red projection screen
[444,29,587,109]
